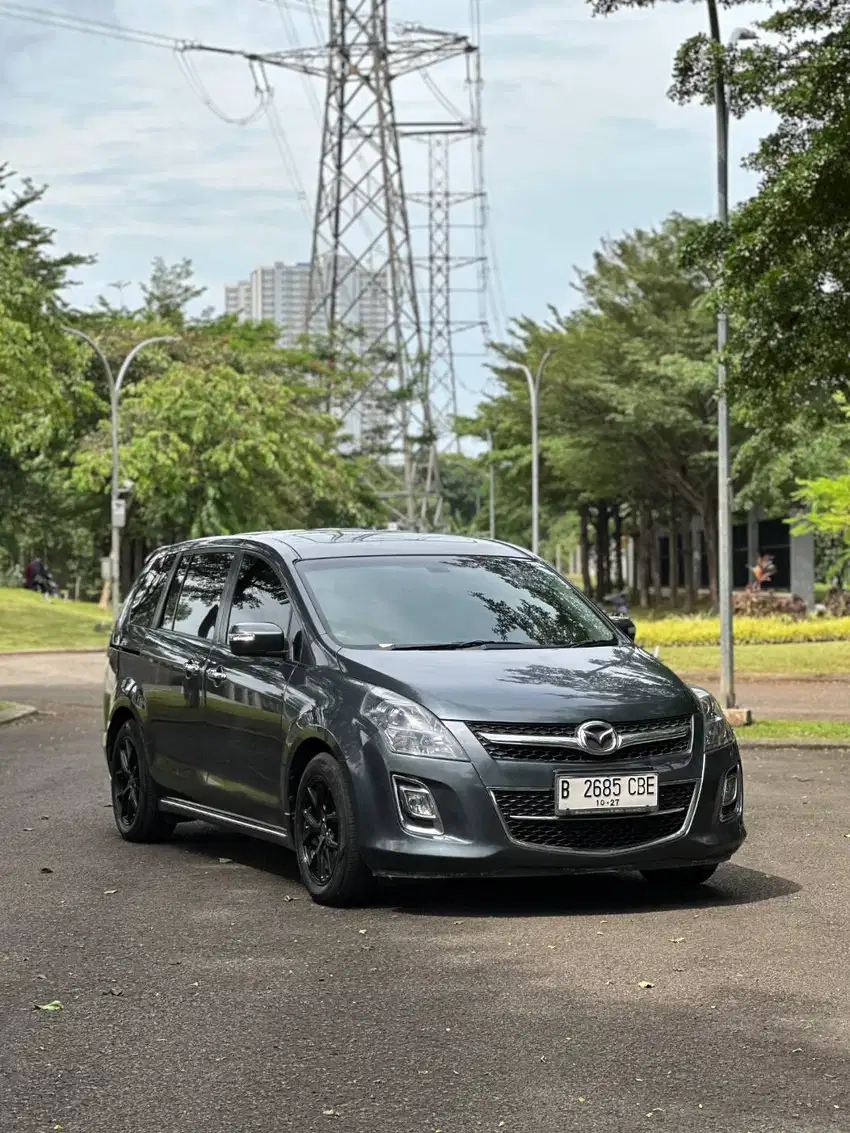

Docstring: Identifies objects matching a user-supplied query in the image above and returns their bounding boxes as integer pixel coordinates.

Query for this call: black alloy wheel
[299,776,340,886]
[112,733,141,832]
[109,719,176,843]
[293,752,372,906]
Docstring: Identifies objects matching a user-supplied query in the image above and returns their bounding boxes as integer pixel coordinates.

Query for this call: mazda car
[103,530,745,905]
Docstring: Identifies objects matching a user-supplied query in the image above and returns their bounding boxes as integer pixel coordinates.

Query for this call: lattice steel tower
[250,5,474,527]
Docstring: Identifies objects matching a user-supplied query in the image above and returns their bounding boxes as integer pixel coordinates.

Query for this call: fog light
[721,768,739,809]
[394,777,443,836]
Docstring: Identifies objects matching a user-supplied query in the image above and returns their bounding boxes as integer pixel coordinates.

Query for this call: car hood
[337,645,697,723]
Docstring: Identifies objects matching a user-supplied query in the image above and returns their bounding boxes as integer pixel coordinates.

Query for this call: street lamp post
[485,429,496,540]
[708,8,757,709]
[517,349,554,557]
[62,329,178,619]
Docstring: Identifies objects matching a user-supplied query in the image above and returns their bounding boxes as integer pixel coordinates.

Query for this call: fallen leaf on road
[670,937,685,944]
[578,1097,586,1104]
[23,827,33,832]
[217,857,233,864]
[102,987,123,997]
[40,867,53,875]
[36,1001,63,1012]
[791,1048,803,1053]
[322,1108,338,1116]
[103,889,118,896]
[638,981,655,989]
[358,929,367,935]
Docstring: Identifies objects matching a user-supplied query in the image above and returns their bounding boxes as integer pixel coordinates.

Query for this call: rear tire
[294,752,372,906]
[109,718,176,843]
[641,864,717,889]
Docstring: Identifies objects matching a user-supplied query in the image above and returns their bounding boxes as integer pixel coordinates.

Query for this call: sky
[0,0,772,412]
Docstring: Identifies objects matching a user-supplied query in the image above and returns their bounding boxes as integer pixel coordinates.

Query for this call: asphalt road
[2,683,850,1132]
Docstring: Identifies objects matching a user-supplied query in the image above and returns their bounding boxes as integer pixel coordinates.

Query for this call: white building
[223,257,390,442]
[223,256,387,345]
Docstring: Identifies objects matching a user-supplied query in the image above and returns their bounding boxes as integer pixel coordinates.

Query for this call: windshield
[296,555,617,649]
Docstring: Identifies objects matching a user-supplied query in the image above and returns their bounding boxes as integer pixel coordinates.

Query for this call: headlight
[690,687,735,752]
[361,688,468,761]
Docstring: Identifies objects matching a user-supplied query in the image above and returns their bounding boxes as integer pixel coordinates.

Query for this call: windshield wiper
[381,639,541,651]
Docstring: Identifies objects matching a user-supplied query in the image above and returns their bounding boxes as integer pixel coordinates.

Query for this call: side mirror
[228,621,287,658]
[611,616,636,642]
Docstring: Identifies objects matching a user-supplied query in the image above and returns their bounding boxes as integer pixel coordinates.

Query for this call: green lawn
[0,588,111,652]
[735,719,850,743]
[659,640,850,676]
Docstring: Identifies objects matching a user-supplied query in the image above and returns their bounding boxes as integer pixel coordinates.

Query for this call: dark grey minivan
[103,530,745,905]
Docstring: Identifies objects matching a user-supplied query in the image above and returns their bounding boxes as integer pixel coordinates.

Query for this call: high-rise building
[224,280,251,319]
[223,257,389,441]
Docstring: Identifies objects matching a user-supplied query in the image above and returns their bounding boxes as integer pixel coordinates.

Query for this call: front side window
[124,551,176,629]
[228,554,291,634]
[169,553,234,640]
[296,555,616,649]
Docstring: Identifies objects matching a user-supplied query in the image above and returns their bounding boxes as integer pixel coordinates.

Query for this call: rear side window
[171,553,234,640]
[228,554,291,635]
[125,551,175,629]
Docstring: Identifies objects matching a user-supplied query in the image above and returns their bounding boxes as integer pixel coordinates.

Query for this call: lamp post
[485,429,496,540]
[708,9,757,709]
[62,329,178,618]
[517,349,554,557]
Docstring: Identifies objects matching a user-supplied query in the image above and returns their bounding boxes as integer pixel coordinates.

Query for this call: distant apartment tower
[224,280,251,319]
[223,257,387,343]
[223,258,389,442]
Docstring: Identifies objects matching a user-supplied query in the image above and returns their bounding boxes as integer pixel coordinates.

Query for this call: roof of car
[178,529,533,561]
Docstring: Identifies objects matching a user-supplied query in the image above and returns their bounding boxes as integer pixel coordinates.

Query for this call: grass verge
[0,588,110,652]
[735,719,850,743]
[659,640,850,676]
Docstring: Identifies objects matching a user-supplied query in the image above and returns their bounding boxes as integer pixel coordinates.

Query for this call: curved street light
[516,348,554,558]
[62,328,179,617]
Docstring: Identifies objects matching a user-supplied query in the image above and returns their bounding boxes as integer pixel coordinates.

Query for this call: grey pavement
[1,665,850,1131]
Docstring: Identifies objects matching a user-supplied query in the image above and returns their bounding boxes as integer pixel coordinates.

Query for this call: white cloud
[1,0,774,403]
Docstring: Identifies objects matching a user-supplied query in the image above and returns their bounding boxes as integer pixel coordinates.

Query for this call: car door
[143,550,235,801]
[202,551,292,824]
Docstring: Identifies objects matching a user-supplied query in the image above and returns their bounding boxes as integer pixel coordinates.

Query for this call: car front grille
[491,781,697,852]
[468,715,693,764]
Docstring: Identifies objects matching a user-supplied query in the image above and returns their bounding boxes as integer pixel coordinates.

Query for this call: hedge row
[634,615,850,648]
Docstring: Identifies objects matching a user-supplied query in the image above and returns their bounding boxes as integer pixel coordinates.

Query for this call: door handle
[184,660,200,679]
[206,665,225,684]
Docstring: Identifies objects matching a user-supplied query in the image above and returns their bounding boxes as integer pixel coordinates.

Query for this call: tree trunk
[580,506,592,595]
[638,505,651,609]
[702,506,719,608]
[595,501,608,602]
[613,506,624,590]
[683,518,695,613]
[669,506,679,609]
[650,513,662,607]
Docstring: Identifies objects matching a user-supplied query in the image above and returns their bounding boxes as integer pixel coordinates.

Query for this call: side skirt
[158,797,292,848]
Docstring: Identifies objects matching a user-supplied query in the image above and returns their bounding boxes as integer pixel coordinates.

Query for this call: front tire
[294,752,372,906]
[641,864,718,890]
[109,719,176,843]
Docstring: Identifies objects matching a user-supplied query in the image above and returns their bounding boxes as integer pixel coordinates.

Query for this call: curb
[738,740,850,750]
[0,648,106,658]
[0,703,38,726]
[678,671,850,685]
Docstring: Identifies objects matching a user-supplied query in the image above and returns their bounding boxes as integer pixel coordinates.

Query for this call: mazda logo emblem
[576,720,620,755]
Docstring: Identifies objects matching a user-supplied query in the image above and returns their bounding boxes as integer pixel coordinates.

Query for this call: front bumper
[353,728,745,879]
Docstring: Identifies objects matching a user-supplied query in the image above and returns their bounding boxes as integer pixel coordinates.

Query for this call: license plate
[555,773,658,814]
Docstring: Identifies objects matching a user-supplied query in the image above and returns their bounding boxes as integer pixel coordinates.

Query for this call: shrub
[826,590,850,617]
[635,614,850,648]
[732,590,807,619]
